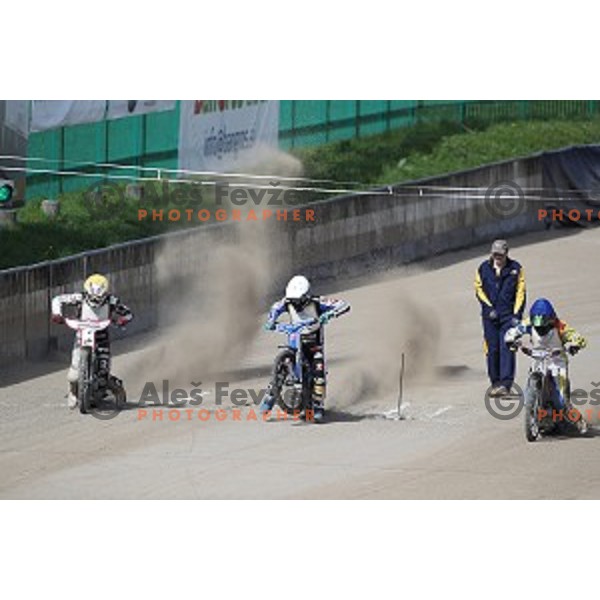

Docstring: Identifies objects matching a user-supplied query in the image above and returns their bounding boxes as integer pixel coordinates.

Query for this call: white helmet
[285,275,311,307]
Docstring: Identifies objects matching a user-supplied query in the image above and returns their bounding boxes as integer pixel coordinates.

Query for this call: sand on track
[1,227,599,499]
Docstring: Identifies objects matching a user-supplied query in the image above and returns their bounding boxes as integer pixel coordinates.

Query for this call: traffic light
[0,181,14,204]
[0,171,16,211]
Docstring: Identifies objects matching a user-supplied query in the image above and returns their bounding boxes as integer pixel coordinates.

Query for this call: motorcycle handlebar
[274,318,318,334]
[520,346,563,358]
[63,318,113,331]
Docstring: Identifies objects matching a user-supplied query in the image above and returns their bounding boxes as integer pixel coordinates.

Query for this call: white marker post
[397,352,405,419]
[382,352,408,421]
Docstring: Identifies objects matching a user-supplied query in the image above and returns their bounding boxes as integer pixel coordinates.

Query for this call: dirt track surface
[2,228,600,499]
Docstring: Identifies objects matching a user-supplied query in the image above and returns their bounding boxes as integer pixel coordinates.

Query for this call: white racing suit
[264,295,350,412]
[504,318,587,426]
[51,293,133,402]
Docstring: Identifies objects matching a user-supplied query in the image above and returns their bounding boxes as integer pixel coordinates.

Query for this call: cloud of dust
[233,144,304,179]
[122,222,282,391]
[334,281,444,410]
[118,147,449,406]
[122,148,305,390]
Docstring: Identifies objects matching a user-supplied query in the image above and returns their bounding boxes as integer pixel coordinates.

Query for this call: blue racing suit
[264,295,350,408]
[475,257,526,388]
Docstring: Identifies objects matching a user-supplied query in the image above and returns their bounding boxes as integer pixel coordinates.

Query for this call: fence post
[141,113,148,178]
[48,261,53,355]
[104,118,110,185]
[519,100,529,121]
[386,100,392,132]
[291,100,297,150]
[58,127,65,195]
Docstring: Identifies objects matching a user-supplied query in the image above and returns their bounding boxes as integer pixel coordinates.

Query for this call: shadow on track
[533,426,600,442]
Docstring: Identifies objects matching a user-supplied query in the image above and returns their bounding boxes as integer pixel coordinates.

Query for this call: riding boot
[259,380,278,414]
[68,382,78,410]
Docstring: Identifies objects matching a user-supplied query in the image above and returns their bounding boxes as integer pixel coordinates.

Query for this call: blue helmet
[529,298,556,335]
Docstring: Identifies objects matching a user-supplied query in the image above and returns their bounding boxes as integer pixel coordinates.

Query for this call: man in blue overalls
[474,239,526,396]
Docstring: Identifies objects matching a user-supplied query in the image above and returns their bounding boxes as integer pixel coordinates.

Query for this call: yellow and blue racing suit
[474,257,526,388]
[505,318,587,412]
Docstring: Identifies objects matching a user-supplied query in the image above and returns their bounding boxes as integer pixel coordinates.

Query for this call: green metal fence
[27,103,181,199]
[278,100,600,149]
[25,100,600,199]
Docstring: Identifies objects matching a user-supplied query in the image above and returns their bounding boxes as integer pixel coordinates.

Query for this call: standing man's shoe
[490,385,508,397]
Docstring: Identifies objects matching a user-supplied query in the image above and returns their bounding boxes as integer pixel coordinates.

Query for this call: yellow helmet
[84,274,109,307]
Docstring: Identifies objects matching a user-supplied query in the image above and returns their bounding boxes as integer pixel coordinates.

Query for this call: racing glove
[51,314,64,325]
[263,321,276,331]
[507,339,521,352]
[565,343,580,356]
[319,312,332,325]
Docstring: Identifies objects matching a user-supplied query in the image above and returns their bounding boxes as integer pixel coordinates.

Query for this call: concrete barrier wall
[282,153,543,280]
[0,153,546,369]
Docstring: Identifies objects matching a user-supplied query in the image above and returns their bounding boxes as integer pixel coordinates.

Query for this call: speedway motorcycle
[521,345,583,442]
[270,318,320,417]
[64,317,126,414]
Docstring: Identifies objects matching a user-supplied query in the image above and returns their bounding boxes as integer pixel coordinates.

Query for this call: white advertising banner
[107,100,176,120]
[4,101,29,137]
[178,100,280,173]
[30,101,106,132]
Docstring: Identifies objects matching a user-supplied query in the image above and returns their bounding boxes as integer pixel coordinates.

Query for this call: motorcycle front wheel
[78,348,93,415]
[524,374,542,442]
[273,349,303,413]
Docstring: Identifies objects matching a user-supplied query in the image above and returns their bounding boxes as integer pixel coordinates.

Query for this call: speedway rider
[504,297,588,434]
[259,275,350,422]
[51,274,133,409]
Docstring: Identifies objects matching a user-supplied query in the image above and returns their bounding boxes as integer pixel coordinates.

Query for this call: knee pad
[97,357,110,377]
[312,377,326,399]
[313,352,325,375]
